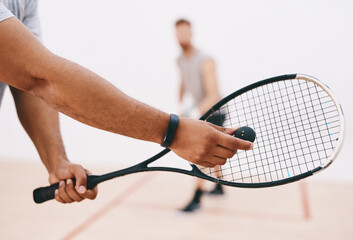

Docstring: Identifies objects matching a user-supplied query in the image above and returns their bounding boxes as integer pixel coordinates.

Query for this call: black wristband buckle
[161,114,179,148]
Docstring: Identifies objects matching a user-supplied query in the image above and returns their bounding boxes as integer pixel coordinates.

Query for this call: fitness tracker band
[161,114,179,148]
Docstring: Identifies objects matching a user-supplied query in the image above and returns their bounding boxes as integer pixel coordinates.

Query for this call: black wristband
[161,114,180,148]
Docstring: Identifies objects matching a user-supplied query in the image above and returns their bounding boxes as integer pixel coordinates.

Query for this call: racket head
[195,74,345,187]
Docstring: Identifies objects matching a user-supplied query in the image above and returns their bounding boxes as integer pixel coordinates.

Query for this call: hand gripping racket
[33,74,345,203]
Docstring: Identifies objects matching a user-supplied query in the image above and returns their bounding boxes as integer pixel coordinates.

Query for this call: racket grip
[33,182,60,204]
[33,176,97,204]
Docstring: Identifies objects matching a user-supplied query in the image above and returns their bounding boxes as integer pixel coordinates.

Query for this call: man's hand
[170,118,253,167]
[48,161,98,204]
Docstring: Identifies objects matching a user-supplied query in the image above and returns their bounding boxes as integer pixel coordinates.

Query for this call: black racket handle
[33,127,255,204]
[33,176,97,204]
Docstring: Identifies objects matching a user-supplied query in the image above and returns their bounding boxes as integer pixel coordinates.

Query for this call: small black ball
[233,126,256,143]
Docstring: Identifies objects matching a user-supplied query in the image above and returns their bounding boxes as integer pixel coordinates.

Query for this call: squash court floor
[0,159,352,240]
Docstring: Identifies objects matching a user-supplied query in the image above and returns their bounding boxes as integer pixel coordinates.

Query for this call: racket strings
[200,79,340,183]
[214,138,335,180]
[222,97,336,125]
[221,90,334,123]
[220,109,339,144]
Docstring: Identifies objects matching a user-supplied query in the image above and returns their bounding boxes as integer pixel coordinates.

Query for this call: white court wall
[0,0,352,182]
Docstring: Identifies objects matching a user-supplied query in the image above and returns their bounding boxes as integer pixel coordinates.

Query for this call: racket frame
[294,74,345,172]
[33,74,345,203]
[91,73,345,188]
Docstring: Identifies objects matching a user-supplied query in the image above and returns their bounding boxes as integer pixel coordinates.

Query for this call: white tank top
[177,50,209,105]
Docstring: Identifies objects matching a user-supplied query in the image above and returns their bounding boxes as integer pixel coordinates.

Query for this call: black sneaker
[180,201,200,213]
[208,183,224,196]
[180,189,203,213]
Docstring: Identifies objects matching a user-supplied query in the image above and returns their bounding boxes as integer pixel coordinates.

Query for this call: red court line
[299,181,311,220]
[61,173,157,240]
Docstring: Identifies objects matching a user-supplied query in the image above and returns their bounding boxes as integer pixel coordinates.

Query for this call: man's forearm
[10,88,99,203]
[199,58,220,115]
[198,95,219,115]
[32,56,169,144]
[10,87,68,171]
[179,81,184,102]
[0,18,169,145]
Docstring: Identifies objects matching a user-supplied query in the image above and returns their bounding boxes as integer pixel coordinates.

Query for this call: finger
[81,169,98,200]
[209,123,239,135]
[54,189,65,204]
[81,186,98,200]
[58,181,74,203]
[213,145,237,159]
[66,179,84,202]
[70,165,88,195]
[217,132,253,151]
[232,137,253,150]
[222,127,239,135]
[197,161,216,168]
[209,124,252,150]
[209,156,227,166]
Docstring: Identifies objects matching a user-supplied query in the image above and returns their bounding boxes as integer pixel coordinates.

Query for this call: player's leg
[206,113,226,195]
[208,165,224,195]
[180,178,204,213]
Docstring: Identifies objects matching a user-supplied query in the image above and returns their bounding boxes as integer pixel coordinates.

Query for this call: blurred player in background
[176,19,225,213]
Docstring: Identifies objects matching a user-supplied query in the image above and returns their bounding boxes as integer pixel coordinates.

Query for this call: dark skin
[0,17,253,204]
[10,87,97,203]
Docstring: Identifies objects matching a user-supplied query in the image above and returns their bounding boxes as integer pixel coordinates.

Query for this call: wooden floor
[0,160,352,240]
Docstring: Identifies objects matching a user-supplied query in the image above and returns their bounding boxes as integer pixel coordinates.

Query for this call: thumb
[209,123,239,135]
[48,174,59,185]
[70,165,87,194]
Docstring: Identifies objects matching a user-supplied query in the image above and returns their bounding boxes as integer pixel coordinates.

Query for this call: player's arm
[0,17,171,144]
[179,78,185,103]
[177,78,185,117]
[0,17,253,167]
[198,58,221,114]
[10,87,97,203]
[177,62,186,116]
[177,60,185,103]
